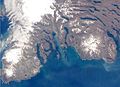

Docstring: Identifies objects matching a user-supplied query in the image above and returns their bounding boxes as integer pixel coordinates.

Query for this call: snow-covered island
[0,0,120,83]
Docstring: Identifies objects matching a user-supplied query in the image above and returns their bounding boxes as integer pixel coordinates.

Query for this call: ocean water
[0,16,10,35]
[1,47,120,87]
[1,0,120,87]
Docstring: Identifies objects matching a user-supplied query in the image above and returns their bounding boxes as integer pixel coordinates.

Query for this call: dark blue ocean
[1,1,120,87]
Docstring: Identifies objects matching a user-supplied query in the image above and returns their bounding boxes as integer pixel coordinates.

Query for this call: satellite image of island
[0,0,120,87]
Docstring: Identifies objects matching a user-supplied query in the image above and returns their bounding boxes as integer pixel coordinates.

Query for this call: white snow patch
[2,48,22,64]
[22,0,55,22]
